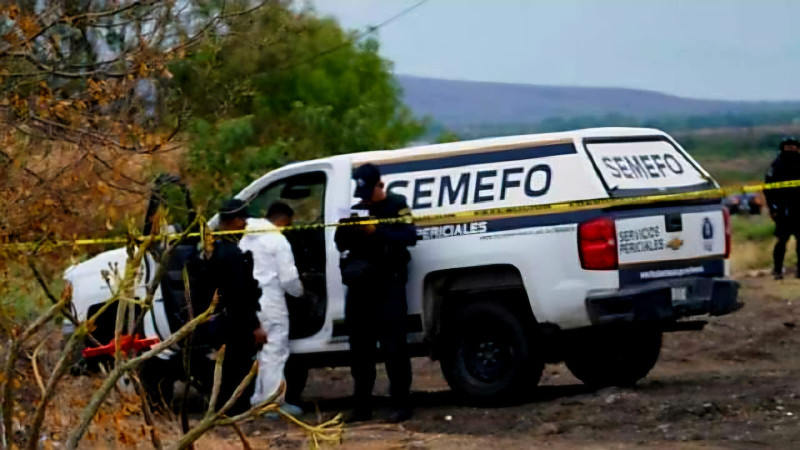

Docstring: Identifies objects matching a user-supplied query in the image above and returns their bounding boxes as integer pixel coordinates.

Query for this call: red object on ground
[81,334,160,359]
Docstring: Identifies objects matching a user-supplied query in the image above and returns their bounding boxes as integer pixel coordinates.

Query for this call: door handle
[665,213,682,232]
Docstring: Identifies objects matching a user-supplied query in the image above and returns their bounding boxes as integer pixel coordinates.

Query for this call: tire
[139,356,180,407]
[565,326,662,388]
[440,302,543,403]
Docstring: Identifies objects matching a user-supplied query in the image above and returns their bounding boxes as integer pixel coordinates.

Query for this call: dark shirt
[335,193,417,277]
[765,151,800,217]
[209,239,262,339]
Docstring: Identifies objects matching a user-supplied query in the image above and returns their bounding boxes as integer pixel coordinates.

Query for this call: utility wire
[274,0,431,73]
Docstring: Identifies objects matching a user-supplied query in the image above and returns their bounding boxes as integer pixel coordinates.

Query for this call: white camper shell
[65,127,740,400]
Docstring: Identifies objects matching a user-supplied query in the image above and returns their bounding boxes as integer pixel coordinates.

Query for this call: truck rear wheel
[440,302,543,403]
[565,326,662,388]
[139,356,180,407]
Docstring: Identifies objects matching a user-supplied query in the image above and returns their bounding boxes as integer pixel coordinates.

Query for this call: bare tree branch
[131,373,163,450]
[229,423,253,450]
[30,340,47,397]
[0,0,162,57]
[170,361,261,450]
[65,293,220,449]
[2,293,71,447]
[26,328,84,450]
[206,345,225,416]
[7,52,129,78]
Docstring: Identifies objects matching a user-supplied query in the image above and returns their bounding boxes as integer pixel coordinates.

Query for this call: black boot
[343,407,372,423]
[386,406,413,423]
[774,238,788,280]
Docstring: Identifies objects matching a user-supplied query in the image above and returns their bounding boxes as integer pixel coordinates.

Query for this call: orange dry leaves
[18,14,39,39]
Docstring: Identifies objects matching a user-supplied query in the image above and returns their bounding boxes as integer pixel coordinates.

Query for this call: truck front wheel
[565,326,662,388]
[440,302,543,403]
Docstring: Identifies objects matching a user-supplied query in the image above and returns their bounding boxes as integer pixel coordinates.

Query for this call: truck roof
[285,127,669,170]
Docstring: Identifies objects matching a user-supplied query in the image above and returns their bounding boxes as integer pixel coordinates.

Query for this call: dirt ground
[198,275,800,449]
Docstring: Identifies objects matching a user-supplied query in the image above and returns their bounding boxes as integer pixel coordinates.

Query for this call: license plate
[671,287,688,302]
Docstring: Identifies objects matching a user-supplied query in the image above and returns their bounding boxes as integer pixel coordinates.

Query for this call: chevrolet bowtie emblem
[667,238,684,250]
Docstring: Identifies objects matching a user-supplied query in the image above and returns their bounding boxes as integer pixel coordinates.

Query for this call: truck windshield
[583,136,714,197]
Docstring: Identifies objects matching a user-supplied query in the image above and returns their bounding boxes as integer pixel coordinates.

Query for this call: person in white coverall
[238,202,304,411]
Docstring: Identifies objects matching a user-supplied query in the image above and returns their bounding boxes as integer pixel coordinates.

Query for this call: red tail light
[579,217,618,270]
[723,207,731,258]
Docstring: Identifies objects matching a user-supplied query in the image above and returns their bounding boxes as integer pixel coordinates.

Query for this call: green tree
[435,129,461,144]
[168,4,425,209]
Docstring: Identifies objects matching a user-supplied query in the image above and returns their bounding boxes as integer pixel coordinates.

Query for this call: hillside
[397,75,800,133]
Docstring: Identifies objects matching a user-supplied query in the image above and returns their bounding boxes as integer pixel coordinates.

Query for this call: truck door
[246,171,328,339]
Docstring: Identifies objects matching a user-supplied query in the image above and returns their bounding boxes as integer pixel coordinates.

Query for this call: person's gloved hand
[253,327,268,345]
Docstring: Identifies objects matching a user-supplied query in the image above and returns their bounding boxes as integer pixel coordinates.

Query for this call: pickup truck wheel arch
[423,264,538,351]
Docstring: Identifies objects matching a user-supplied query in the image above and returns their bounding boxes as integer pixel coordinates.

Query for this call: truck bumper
[586,277,741,325]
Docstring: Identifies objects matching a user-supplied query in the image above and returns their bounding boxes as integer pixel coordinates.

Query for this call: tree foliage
[168,4,425,209]
[0,0,264,241]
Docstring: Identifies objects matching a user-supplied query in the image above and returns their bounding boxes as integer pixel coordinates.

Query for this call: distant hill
[396,75,800,136]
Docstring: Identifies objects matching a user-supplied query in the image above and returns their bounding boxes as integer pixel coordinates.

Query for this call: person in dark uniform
[334,164,417,423]
[765,137,800,279]
[206,199,267,414]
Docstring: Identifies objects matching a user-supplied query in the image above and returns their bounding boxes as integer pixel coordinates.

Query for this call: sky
[311,0,800,101]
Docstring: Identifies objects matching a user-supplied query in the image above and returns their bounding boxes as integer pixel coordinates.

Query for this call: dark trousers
[190,321,257,415]
[284,356,308,405]
[218,336,258,415]
[345,276,412,410]
[774,218,800,274]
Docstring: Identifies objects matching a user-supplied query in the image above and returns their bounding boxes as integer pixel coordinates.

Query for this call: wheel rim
[461,334,514,383]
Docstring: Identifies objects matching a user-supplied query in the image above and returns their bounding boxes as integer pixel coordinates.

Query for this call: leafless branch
[65,292,220,449]
[170,361,261,450]
[131,373,164,450]
[7,52,130,79]
[26,329,84,450]
[206,345,225,415]
[229,422,253,450]
[2,293,71,447]
[28,259,102,346]
[30,340,47,398]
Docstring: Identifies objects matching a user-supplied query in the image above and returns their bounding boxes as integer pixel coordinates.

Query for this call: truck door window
[248,171,328,339]
[247,171,326,225]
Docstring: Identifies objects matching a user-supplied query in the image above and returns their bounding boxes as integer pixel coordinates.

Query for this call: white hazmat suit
[238,218,304,406]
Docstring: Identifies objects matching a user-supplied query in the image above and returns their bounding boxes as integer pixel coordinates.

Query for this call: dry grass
[729,214,797,274]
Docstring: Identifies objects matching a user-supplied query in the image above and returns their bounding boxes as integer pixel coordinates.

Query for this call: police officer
[335,164,417,423]
[765,137,800,279]
[207,199,267,413]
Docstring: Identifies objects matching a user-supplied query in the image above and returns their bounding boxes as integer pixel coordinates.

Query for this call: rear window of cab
[582,135,715,197]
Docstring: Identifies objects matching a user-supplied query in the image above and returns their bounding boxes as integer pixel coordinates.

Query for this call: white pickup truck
[65,127,740,401]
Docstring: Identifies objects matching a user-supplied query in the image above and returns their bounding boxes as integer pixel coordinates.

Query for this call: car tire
[565,326,662,388]
[139,356,180,407]
[440,302,543,403]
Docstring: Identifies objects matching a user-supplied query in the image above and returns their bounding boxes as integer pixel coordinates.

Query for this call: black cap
[780,137,800,150]
[219,198,249,221]
[353,164,381,200]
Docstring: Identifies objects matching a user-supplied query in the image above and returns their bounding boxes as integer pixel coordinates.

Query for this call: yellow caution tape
[2,179,799,256]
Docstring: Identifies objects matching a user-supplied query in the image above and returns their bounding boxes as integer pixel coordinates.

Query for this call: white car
[65,127,740,401]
